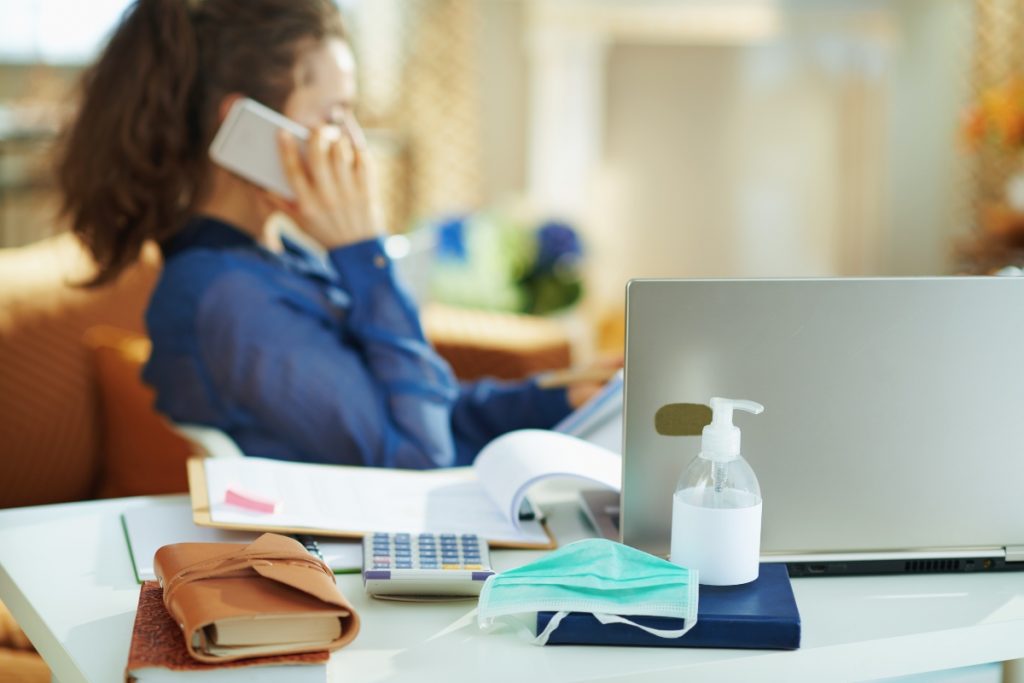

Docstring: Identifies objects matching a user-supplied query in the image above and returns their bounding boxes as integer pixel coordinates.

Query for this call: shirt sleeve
[196,239,461,469]
[328,239,572,465]
[451,378,572,465]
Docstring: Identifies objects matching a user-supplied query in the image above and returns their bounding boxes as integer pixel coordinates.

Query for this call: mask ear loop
[592,612,697,639]
[533,611,569,645]
[533,610,697,645]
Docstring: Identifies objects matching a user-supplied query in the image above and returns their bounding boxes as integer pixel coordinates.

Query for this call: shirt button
[373,254,387,269]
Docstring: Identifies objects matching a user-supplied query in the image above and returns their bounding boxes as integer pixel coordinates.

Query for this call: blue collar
[162,215,347,303]
[161,215,257,260]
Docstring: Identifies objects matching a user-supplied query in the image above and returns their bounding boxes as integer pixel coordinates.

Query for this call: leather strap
[162,545,333,607]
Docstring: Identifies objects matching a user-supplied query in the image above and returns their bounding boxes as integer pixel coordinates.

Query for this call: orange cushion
[83,326,195,498]
[0,234,159,507]
[0,649,49,683]
[0,597,48,683]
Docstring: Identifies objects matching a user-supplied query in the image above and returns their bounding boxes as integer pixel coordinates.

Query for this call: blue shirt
[142,216,572,468]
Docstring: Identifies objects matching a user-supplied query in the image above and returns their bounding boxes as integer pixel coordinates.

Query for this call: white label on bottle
[670,488,762,586]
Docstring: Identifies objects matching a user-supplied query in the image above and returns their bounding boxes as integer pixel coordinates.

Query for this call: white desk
[1,491,1023,683]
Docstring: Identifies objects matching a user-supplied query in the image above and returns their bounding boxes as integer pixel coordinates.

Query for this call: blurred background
[3,0,1024,355]
[5,3,1024,676]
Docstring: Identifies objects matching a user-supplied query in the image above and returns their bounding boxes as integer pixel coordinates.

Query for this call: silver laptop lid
[622,277,1024,559]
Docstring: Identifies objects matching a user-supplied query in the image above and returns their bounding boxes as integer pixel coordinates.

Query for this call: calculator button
[364,532,493,597]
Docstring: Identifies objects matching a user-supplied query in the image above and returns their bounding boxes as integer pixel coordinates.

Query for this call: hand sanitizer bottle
[670,397,764,586]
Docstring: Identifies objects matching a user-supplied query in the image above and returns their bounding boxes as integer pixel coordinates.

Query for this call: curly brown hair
[57,0,345,286]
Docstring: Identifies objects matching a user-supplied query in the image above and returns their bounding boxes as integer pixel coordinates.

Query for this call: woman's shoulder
[155,246,274,302]
[147,246,283,338]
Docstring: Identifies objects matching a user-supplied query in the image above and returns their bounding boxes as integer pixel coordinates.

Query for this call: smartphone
[208,97,309,200]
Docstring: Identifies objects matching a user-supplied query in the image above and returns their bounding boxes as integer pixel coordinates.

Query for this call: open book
[189,431,618,549]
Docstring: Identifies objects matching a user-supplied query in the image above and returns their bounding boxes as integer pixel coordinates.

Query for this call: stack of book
[125,582,331,682]
[126,533,360,681]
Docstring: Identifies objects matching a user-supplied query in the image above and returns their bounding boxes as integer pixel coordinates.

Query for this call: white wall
[476,0,974,311]
[881,0,973,275]
[478,0,530,204]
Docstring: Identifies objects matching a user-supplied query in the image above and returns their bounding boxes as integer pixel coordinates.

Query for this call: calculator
[362,532,495,599]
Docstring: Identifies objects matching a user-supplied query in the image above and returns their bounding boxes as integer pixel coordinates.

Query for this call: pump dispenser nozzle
[701,397,764,462]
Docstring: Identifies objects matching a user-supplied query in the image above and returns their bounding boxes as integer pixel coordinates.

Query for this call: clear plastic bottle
[670,397,764,586]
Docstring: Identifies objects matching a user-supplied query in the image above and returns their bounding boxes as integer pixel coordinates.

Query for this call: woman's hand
[563,356,624,409]
[266,118,382,250]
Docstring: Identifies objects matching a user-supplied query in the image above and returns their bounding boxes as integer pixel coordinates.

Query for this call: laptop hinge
[1005,546,1024,563]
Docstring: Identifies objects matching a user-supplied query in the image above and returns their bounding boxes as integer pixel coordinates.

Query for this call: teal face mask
[477,539,699,644]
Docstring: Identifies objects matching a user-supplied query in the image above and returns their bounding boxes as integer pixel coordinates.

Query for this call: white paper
[203,458,550,546]
[122,501,363,581]
[473,430,622,529]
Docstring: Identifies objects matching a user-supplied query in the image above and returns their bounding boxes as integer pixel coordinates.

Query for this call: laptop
[615,277,1024,576]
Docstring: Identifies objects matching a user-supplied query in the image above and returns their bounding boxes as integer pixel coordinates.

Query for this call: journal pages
[190,432,620,549]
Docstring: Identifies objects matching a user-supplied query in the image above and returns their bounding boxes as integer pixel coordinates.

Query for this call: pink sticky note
[224,487,280,514]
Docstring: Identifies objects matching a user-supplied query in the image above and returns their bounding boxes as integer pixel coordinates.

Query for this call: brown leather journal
[153,533,359,663]
[126,581,329,681]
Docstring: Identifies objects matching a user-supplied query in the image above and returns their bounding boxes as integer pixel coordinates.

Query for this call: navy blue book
[537,563,800,650]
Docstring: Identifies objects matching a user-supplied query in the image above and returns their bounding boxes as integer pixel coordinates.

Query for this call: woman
[58,0,606,468]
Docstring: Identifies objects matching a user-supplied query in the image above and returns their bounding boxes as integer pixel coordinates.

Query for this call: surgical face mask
[477,539,698,645]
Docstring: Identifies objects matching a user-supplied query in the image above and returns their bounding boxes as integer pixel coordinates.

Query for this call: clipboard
[187,457,557,550]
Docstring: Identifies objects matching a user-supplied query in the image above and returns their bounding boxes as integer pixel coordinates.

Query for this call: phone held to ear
[208,97,309,200]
